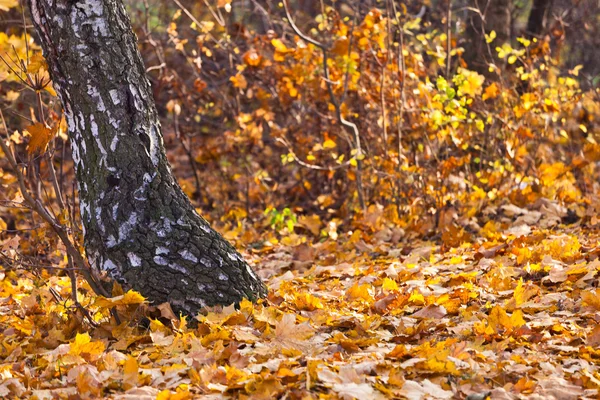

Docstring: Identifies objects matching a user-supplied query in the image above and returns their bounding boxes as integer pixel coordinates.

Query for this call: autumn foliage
[1,0,600,398]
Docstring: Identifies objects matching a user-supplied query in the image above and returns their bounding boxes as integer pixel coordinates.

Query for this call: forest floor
[1,199,600,399]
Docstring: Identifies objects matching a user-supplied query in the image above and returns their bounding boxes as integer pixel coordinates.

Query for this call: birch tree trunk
[27,0,267,316]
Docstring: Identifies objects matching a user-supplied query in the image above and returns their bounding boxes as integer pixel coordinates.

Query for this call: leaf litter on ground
[1,199,600,399]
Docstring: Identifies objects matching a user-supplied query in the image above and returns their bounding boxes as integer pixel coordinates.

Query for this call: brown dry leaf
[113,386,161,400]
[412,304,447,319]
[333,382,385,400]
[157,302,178,320]
[543,256,567,283]
[587,324,600,346]
[535,378,583,399]
[68,365,103,396]
[271,313,314,351]
[399,379,454,400]
[297,214,322,236]
[292,243,316,262]
[1,235,20,252]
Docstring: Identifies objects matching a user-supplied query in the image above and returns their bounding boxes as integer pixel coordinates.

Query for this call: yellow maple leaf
[485,305,526,333]
[346,283,374,303]
[408,290,425,305]
[513,278,539,307]
[157,390,192,400]
[26,53,47,74]
[26,122,57,155]
[488,305,512,332]
[415,341,459,375]
[157,390,171,400]
[294,292,324,311]
[201,328,231,346]
[69,332,106,360]
[457,69,485,97]
[95,290,146,308]
[122,355,139,389]
[382,278,399,292]
[297,214,321,236]
[510,309,526,328]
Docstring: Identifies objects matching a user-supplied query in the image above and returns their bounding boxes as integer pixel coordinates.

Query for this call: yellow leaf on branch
[482,82,499,100]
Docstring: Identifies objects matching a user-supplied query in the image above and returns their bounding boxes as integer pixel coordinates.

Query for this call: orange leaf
[347,283,374,303]
[95,290,146,308]
[482,82,499,100]
[582,289,600,311]
[122,355,139,389]
[26,122,57,155]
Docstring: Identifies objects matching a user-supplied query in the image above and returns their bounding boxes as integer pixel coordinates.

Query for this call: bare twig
[275,137,351,171]
[0,110,110,299]
[282,0,366,210]
[391,0,407,213]
[173,110,204,205]
[446,0,452,78]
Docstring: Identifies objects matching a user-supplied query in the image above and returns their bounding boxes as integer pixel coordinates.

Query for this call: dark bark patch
[107,174,120,188]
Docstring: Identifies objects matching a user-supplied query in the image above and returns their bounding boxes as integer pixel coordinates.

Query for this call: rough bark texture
[463,0,512,77]
[28,0,267,316]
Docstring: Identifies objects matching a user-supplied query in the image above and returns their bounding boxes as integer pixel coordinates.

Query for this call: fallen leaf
[272,313,314,351]
[412,304,447,319]
[399,379,453,400]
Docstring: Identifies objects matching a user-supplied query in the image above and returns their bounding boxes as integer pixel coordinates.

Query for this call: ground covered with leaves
[3,199,600,399]
[1,0,600,398]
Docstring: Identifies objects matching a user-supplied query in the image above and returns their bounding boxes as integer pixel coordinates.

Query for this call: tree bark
[463,0,512,77]
[525,0,552,37]
[27,0,267,316]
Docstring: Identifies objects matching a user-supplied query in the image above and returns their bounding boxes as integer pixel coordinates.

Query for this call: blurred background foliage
[0,0,599,252]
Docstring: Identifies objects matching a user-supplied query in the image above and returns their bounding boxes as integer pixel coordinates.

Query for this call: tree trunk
[463,0,512,77]
[27,0,267,316]
[526,0,552,37]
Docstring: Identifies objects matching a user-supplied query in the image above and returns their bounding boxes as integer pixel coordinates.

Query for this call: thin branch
[0,109,110,299]
[275,137,350,171]
[391,0,408,213]
[446,0,452,78]
[282,0,365,209]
